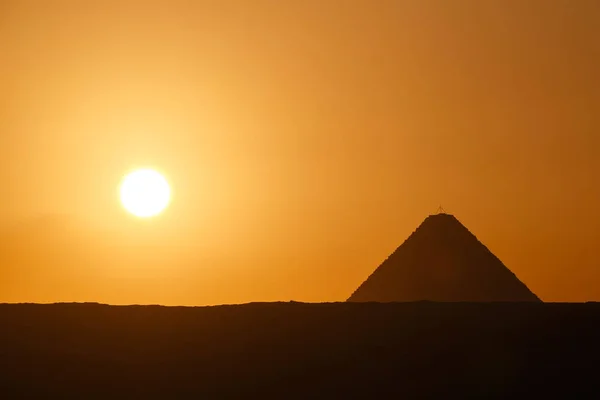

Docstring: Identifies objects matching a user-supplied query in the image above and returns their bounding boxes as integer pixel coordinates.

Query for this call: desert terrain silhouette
[1,302,599,398]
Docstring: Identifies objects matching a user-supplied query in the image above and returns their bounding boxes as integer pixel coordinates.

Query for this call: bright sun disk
[119,169,171,218]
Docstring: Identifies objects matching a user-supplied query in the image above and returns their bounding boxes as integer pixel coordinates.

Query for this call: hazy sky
[1,0,599,305]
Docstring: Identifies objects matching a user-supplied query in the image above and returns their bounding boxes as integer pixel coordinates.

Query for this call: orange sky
[1,0,599,305]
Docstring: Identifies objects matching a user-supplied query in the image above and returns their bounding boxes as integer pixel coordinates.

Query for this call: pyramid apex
[428,212,454,217]
[425,212,458,222]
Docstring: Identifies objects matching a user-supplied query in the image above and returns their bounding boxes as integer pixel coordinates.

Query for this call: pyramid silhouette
[348,213,540,302]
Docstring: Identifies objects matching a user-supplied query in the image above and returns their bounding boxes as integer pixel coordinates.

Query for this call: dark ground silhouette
[1,302,599,398]
[348,213,540,302]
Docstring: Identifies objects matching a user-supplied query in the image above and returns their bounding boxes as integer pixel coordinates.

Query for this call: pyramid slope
[348,214,541,302]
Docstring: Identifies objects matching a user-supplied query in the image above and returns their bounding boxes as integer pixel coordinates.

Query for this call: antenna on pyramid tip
[436,205,446,214]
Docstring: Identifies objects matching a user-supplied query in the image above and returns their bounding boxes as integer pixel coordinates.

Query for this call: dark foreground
[1,302,599,399]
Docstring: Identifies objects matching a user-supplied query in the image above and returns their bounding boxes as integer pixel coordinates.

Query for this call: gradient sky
[1,0,598,305]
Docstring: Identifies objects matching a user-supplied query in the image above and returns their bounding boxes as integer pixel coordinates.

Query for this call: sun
[119,169,171,218]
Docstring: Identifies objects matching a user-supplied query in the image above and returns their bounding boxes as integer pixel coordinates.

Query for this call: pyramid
[347,213,540,302]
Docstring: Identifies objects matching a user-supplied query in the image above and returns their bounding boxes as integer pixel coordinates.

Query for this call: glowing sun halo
[119,169,171,218]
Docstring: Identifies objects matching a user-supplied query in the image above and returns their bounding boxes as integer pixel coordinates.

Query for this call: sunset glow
[0,0,598,306]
